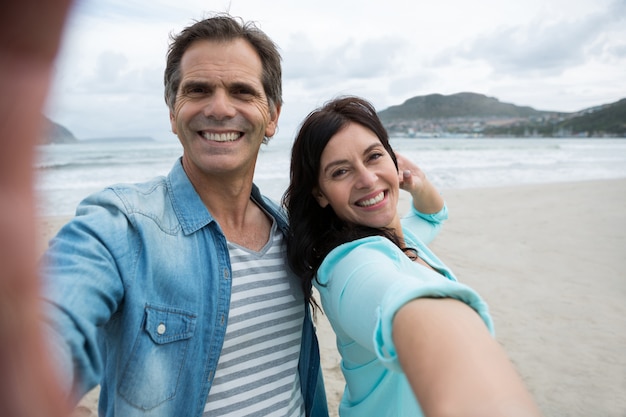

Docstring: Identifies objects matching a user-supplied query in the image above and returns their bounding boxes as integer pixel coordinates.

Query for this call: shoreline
[38,178,626,417]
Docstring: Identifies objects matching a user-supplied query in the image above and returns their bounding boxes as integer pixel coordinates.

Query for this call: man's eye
[233,88,255,97]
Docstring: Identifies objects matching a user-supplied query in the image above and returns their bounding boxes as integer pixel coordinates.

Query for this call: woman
[283,96,542,417]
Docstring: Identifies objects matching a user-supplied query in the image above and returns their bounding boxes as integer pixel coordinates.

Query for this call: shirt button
[223,268,230,279]
[157,323,166,335]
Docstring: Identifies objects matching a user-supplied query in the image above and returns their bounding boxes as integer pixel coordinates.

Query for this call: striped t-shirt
[203,220,305,416]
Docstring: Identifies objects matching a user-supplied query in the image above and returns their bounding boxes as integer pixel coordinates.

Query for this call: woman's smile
[355,190,387,208]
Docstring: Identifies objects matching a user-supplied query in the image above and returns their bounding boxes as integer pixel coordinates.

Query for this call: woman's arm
[393,298,543,417]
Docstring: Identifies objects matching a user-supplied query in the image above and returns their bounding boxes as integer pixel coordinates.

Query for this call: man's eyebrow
[180,80,213,91]
[179,79,263,97]
[229,80,263,96]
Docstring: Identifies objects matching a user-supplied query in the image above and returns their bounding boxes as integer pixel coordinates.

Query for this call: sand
[38,179,626,417]
[426,179,626,417]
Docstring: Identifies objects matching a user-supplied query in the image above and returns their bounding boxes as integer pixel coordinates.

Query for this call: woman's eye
[369,152,384,161]
[331,168,347,178]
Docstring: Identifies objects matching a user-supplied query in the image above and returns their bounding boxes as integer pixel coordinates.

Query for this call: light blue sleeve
[316,236,492,373]
[373,275,493,372]
[316,238,406,350]
[40,189,130,398]
[401,203,448,245]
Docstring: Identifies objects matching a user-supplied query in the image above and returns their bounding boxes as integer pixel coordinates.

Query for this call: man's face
[170,38,280,182]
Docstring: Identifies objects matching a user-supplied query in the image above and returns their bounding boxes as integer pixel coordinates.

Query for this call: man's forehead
[180,39,262,75]
[177,43,263,94]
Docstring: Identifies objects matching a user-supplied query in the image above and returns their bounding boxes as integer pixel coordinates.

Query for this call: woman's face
[314,122,401,230]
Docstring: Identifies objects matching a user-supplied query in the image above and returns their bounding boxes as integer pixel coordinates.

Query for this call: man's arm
[0,1,74,416]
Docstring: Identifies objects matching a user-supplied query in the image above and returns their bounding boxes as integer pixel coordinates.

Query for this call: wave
[35,157,168,171]
[35,137,626,217]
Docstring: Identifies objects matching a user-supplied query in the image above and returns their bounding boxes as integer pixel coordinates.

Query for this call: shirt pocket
[118,304,197,410]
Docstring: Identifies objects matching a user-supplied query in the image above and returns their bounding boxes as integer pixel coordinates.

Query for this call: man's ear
[265,103,282,138]
[169,110,177,135]
[313,188,329,208]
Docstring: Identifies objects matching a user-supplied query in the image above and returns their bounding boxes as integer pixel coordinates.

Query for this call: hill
[378,92,625,137]
[378,92,552,121]
[480,97,626,137]
[556,98,626,136]
[40,117,78,144]
[39,119,156,144]
[41,93,625,141]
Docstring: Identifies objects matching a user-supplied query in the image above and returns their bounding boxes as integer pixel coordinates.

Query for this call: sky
[47,0,626,141]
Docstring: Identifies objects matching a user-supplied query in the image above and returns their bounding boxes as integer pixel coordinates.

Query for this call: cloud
[46,0,626,140]
[94,51,129,85]
[440,0,626,77]
[72,0,202,23]
[283,34,407,81]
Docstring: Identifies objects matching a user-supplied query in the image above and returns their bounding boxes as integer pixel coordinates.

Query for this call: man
[40,15,328,417]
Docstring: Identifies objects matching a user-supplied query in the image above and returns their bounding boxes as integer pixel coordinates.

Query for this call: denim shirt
[40,159,328,417]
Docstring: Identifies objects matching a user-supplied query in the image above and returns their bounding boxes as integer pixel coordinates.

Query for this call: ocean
[35,137,626,217]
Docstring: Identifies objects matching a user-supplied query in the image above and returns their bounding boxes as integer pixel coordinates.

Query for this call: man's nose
[203,89,236,120]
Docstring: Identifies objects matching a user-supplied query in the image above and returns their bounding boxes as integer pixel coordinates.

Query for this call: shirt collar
[167,158,213,235]
[166,158,283,235]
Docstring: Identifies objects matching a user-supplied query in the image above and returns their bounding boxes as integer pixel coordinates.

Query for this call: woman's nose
[355,167,377,189]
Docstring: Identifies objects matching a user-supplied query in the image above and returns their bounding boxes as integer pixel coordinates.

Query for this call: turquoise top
[315,205,493,417]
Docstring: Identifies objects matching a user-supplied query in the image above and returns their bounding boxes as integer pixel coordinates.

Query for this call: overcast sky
[47,0,626,141]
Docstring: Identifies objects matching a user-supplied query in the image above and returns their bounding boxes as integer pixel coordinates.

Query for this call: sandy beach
[38,178,626,417]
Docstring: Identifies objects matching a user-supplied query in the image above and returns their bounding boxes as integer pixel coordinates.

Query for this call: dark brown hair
[282,96,400,307]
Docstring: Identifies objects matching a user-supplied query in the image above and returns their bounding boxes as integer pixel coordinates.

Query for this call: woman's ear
[313,188,329,208]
